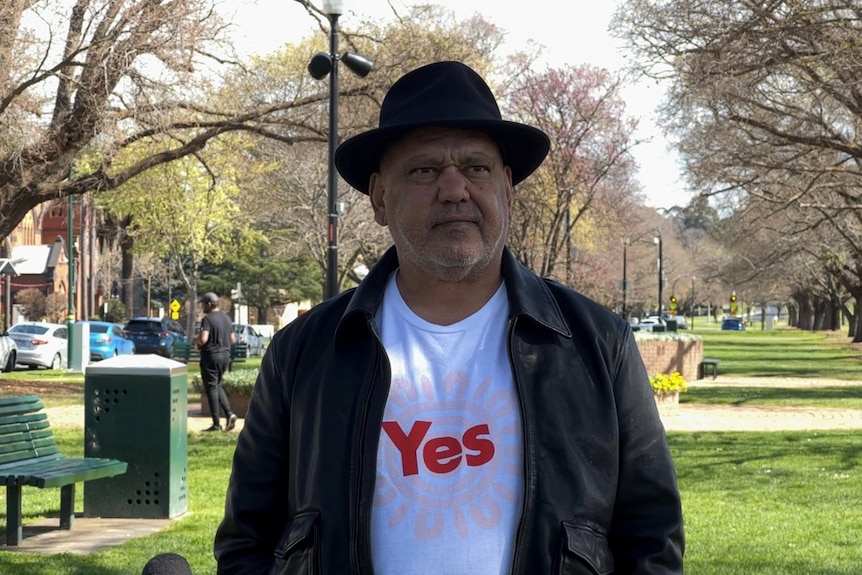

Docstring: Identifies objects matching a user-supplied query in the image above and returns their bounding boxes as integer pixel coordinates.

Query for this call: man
[193,292,238,432]
[214,61,684,573]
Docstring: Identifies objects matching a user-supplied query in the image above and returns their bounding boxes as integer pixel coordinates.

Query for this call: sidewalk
[663,375,862,432]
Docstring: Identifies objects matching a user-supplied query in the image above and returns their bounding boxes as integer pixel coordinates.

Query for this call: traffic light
[730,294,737,303]
[670,296,677,304]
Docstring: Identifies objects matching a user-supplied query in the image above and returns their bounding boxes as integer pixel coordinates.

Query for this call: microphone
[141,553,193,575]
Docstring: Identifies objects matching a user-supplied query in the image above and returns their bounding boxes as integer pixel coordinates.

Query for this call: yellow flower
[649,371,688,394]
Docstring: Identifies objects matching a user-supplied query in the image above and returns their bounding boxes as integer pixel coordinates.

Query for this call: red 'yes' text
[382,420,495,476]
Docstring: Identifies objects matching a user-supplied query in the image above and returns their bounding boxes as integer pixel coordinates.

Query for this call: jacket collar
[339,245,571,338]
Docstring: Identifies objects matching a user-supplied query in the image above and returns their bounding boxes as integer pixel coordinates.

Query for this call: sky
[216,0,691,210]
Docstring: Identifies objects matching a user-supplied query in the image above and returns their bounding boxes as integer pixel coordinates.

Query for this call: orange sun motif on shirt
[373,371,522,540]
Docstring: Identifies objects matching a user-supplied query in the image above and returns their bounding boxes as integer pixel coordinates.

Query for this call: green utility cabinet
[83,354,189,519]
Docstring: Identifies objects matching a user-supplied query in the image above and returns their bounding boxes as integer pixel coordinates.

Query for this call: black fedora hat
[334,61,550,194]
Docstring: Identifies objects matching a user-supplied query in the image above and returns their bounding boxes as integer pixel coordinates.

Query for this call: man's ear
[369,173,387,226]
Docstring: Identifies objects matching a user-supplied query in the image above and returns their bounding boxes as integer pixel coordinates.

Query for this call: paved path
[44,402,245,433]
[663,375,862,432]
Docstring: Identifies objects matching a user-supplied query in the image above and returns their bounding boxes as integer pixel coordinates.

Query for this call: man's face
[369,127,513,282]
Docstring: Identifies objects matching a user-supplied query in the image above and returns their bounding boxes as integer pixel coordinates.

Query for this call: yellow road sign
[170,299,181,312]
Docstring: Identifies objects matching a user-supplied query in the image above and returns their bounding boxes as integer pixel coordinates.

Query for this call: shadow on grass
[670,431,862,481]
[683,386,862,406]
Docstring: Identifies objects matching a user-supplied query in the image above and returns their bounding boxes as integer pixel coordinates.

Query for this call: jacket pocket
[269,511,321,575]
[554,521,614,575]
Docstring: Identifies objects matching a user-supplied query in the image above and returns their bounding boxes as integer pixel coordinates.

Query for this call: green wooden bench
[0,395,128,545]
[172,341,248,371]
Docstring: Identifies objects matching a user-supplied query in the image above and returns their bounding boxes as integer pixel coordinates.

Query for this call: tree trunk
[120,219,135,319]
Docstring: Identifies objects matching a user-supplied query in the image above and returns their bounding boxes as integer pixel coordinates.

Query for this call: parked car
[7,322,68,370]
[721,317,746,331]
[124,317,188,357]
[662,314,688,329]
[234,324,264,357]
[0,329,17,372]
[633,316,662,332]
[81,321,136,361]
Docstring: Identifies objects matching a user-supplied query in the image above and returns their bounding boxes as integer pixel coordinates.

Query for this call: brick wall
[634,334,703,381]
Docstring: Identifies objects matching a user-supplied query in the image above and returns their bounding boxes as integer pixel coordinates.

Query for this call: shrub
[649,371,688,394]
[191,367,258,397]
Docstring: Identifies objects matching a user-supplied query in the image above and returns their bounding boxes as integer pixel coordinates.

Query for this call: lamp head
[308,52,333,80]
[322,0,343,16]
[342,52,373,77]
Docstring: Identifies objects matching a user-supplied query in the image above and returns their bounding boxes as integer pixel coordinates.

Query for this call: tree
[97,135,260,334]
[197,239,321,324]
[14,288,45,321]
[502,59,642,288]
[613,0,862,330]
[0,0,379,242]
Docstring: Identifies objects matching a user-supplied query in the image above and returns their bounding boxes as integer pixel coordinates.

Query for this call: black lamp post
[690,276,696,329]
[308,0,373,300]
[67,193,76,368]
[653,230,663,320]
[621,237,629,319]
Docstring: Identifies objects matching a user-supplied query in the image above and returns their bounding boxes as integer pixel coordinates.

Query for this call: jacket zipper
[508,316,529,575]
[351,320,389,574]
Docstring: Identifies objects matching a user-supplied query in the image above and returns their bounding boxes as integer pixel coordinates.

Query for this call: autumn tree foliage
[0,0,380,241]
[614,0,862,335]
[501,59,642,291]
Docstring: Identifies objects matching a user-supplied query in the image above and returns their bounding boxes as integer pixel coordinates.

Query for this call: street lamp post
[621,237,630,319]
[308,0,373,299]
[690,276,696,329]
[653,230,663,320]
[67,193,75,368]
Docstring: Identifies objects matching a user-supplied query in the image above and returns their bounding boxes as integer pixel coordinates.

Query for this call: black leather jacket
[214,247,684,574]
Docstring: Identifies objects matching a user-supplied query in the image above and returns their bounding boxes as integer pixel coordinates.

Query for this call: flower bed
[649,371,688,419]
[191,368,257,418]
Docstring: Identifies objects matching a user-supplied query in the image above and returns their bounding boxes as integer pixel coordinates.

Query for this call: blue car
[124,317,188,357]
[81,321,136,360]
[721,317,745,331]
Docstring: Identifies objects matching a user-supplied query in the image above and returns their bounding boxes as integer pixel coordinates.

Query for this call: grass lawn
[670,431,862,575]
[1,428,860,574]
[693,324,862,380]
[683,386,862,409]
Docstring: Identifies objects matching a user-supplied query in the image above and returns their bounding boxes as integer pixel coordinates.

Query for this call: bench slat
[0,435,57,459]
[0,399,45,417]
[7,457,128,488]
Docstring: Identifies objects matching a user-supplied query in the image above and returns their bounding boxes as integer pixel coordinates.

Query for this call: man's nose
[437,165,470,202]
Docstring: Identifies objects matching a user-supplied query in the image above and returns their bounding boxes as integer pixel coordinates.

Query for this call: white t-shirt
[371,272,524,575]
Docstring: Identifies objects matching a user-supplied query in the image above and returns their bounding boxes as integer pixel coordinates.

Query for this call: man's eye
[413,167,436,175]
[465,165,491,173]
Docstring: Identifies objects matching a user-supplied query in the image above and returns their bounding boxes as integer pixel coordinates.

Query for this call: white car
[234,324,265,356]
[634,317,662,332]
[0,329,17,372]
[8,322,68,370]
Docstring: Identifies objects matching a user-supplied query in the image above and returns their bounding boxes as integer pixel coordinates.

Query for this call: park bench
[172,341,248,371]
[0,394,128,545]
[700,357,720,380]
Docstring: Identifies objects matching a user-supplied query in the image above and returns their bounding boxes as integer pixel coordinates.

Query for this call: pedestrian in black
[194,292,238,432]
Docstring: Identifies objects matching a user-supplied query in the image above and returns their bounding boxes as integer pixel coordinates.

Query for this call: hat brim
[335,120,550,194]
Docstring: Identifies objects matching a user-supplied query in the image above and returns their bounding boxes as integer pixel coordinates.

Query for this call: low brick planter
[635,333,703,381]
[199,392,251,418]
[653,391,680,420]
